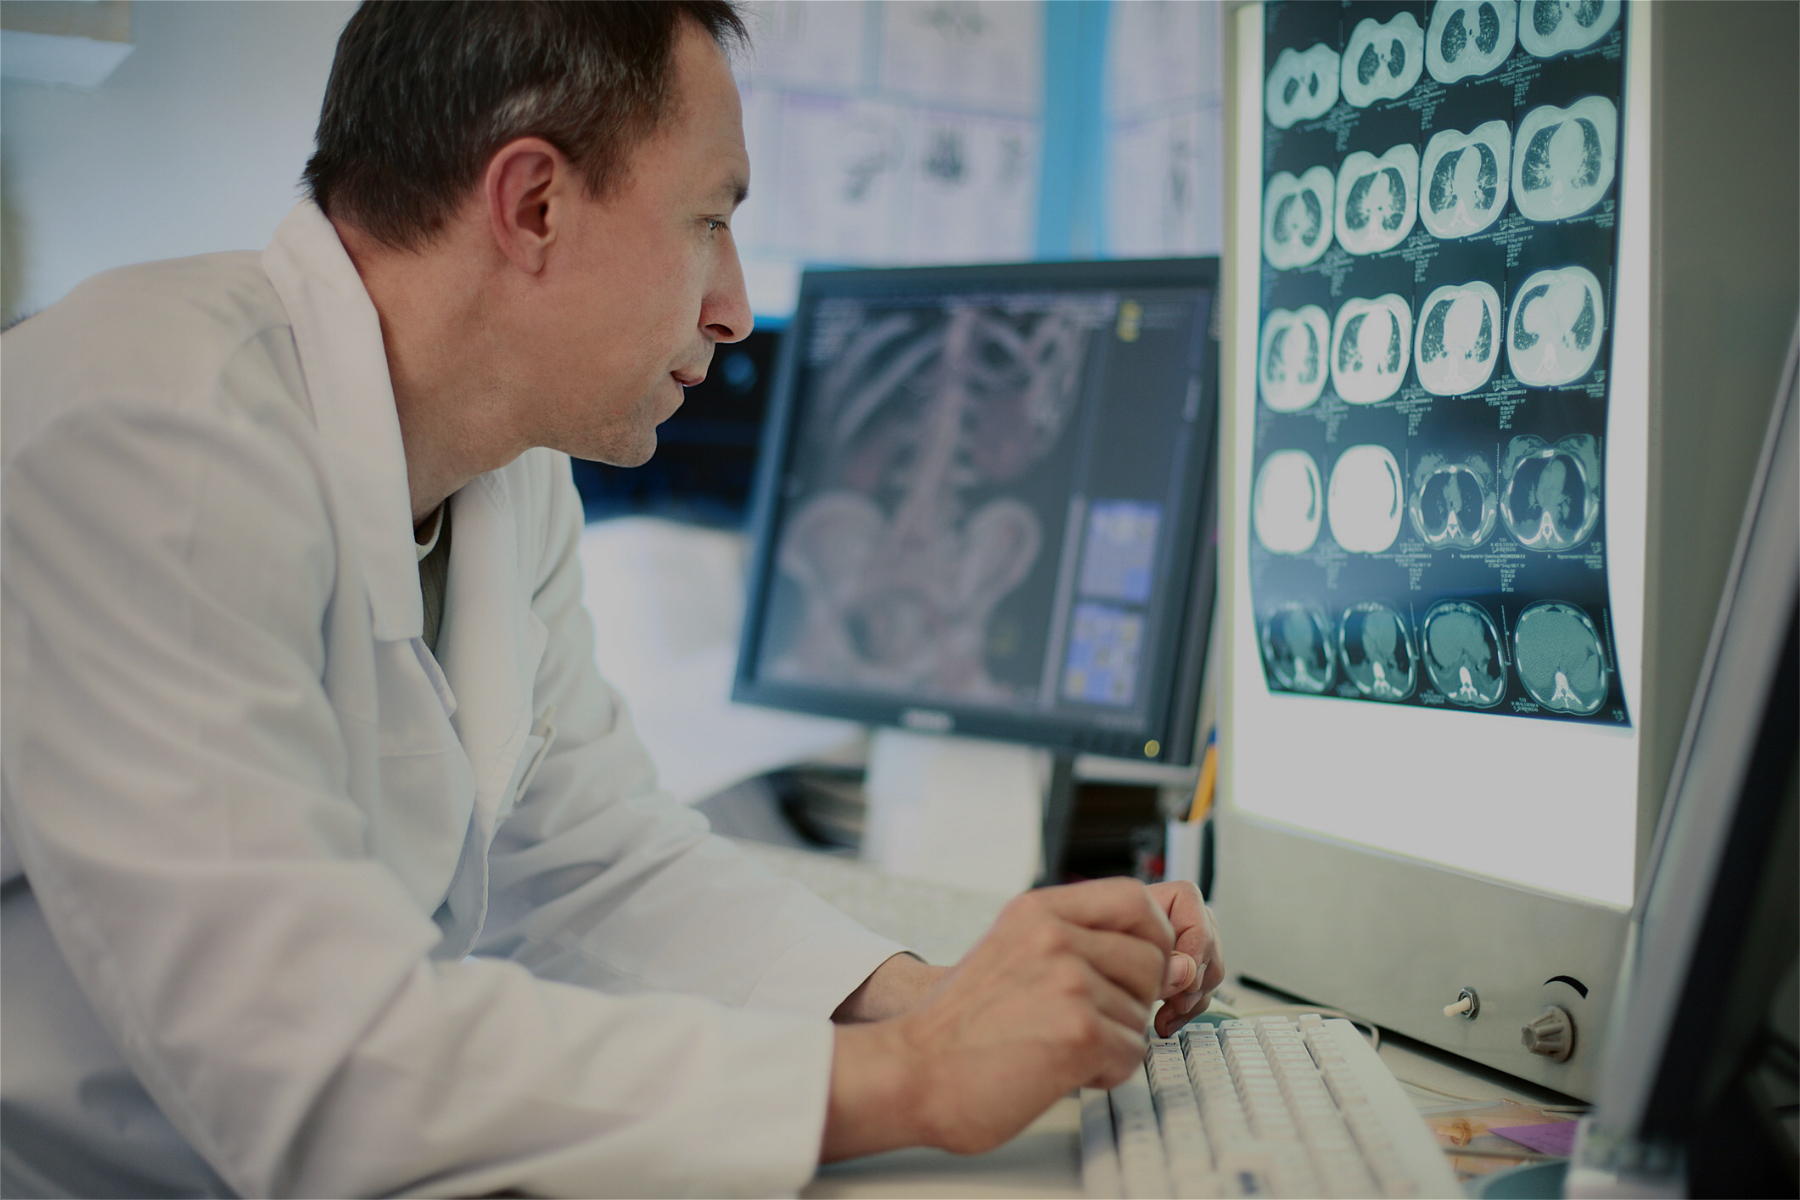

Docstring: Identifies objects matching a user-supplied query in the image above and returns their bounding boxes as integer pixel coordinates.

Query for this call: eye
[704,217,729,233]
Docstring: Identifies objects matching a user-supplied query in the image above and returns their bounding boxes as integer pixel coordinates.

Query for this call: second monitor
[734,258,1221,771]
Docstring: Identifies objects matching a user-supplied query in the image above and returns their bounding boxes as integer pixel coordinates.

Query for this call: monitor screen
[734,259,1219,765]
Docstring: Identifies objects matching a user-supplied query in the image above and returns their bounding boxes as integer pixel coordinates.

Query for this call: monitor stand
[860,727,1077,897]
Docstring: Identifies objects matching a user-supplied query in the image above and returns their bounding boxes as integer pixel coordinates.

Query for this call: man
[1,3,1222,1194]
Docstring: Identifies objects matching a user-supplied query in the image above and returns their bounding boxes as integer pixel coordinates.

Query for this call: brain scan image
[1259,306,1331,412]
[1513,96,1618,222]
[1266,43,1340,129]
[770,300,1095,701]
[1327,444,1404,553]
[1519,0,1621,58]
[1421,600,1508,708]
[1513,600,1609,714]
[1263,167,1335,269]
[1502,433,1602,551]
[1507,266,1605,387]
[1421,121,1512,239]
[1335,145,1419,256]
[1427,1,1518,83]
[1409,453,1498,549]
[1339,602,1418,700]
[1341,12,1425,108]
[1260,603,1336,694]
[1415,282,1502,396]
[1253,450,1324,554]
[1331,294,1413,405]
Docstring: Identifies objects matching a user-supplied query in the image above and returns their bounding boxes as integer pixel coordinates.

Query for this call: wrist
[832,952,948,1023]
[821,1018,931,1161]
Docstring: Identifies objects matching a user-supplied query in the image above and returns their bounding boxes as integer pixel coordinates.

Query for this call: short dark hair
[303,0,746,249]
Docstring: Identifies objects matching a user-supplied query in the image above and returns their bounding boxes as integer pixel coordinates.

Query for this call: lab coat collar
[262,201,421,642]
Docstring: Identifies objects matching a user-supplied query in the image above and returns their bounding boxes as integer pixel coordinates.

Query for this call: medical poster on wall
[1251,0,1630,724]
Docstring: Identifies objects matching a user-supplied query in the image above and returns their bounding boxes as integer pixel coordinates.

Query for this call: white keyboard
[1080,1015,1462,1199]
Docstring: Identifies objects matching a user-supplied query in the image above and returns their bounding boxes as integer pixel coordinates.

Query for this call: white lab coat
[0,202,905,1198]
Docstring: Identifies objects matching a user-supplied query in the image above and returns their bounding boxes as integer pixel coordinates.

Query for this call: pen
[1185,727,1217,823]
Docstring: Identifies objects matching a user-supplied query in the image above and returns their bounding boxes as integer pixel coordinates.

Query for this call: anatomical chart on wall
[1252,0,1629,723]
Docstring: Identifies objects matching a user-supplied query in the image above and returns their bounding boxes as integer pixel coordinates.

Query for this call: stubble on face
[529,22,751,469]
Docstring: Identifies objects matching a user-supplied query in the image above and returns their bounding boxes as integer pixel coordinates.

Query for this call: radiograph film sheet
[1251,0,1629,724]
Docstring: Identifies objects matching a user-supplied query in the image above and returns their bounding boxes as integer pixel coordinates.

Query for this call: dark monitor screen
[733,259,1220,765]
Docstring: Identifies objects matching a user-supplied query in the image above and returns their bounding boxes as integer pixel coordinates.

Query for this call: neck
[333,217,526,526]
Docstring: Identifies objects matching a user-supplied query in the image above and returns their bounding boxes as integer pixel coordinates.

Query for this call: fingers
[1063,924,1167,1006]
[1029,878,1174,954]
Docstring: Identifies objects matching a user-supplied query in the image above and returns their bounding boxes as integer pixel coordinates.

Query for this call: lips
[1421,120,1511,239]
[1507,266,1605,387]
[1427,0,1518,83]
[1253,449,1323,555]
[1519,0,1621,58]
[1263,167,1335,268]
[1513,96,1617,222]
[1335,145,1418,256]
[1327,443,1403,553]
[1259,305,1331,413]
[1331,294,1412,405]
[1415,281,1502,396]
[1266,43,1340,129]
[1341,12,1425,108]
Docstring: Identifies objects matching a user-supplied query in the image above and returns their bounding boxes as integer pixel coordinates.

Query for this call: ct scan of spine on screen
[1252,0,1629,724]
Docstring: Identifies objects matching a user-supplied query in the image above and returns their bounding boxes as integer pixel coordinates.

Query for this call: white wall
[1,0,355,322]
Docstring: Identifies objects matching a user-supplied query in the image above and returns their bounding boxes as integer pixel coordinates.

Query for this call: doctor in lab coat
[0,3,1223,1196]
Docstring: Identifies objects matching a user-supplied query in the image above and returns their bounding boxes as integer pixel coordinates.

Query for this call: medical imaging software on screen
[737,264,1218,763]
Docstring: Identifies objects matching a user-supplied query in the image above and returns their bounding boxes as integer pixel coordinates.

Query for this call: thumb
[1161,952,1198,994]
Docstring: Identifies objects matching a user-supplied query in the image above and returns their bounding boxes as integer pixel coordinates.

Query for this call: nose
[702,240,754,344]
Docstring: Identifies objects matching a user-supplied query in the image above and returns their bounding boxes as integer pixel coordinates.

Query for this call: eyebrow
[717,173,749,209]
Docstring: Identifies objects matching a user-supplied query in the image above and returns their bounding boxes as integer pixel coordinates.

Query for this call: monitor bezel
[732,257,1221,766]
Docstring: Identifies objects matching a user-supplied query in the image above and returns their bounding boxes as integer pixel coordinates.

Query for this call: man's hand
[1145,880,1225,1036]
[821,878,1173,1162]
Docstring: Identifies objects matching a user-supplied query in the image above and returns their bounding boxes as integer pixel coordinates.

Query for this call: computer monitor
[1213,0,1796,1099]
[733,259,1220,768]
[1574,331,1797,1197]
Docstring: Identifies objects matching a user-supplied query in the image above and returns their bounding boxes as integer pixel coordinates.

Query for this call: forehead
[627,21,748,203]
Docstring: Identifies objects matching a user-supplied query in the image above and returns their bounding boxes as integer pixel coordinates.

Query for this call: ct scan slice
[1518,0,1621,59]
[1421,600,1508,708]
[1266,43,1340,129]
[1254,449,1325,554]
[1410,453,1499,549]
[1332,294,1413,405]
[1335,144,1420,256]
[1502,433,1602,551]
[1260,306,1331,412]
[1513,96,1618,223]
[1415,281,1502,396]
[1507,265,1605,387]
[1426,0,1518,83]
[1421,121,1511,239]
[1327,444,1404,554]
[1341,12,1425,108]
[1512,600,1609,714]
[1339,602,1418,700]
[1260,602,1336,694]
[1263,167,1335,269]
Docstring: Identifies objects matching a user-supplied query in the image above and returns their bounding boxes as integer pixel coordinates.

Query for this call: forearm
[821,1022,929,1162]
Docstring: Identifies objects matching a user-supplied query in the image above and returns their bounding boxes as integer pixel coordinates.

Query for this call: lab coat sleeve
[477,453,910,1016]
[1,357,845,1198]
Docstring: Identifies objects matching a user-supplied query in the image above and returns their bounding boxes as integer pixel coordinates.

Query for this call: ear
[483,137,570,274]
